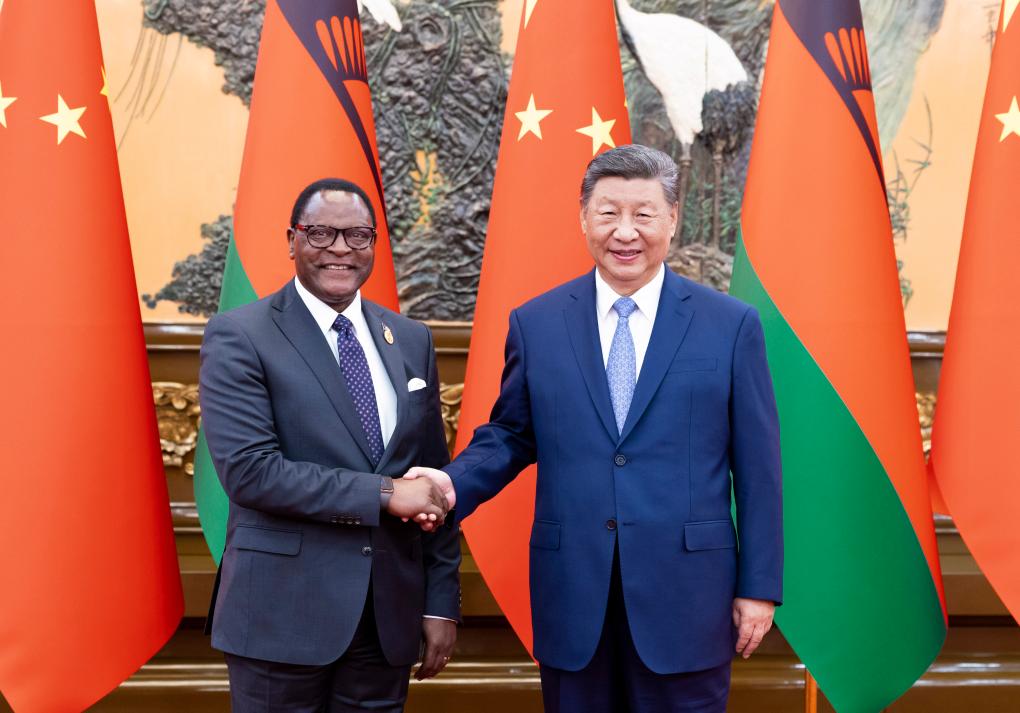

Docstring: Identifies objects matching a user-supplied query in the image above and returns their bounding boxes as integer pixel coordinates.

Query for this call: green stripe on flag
[217,229,260,312]
[195,231,258,564]
[193,433,226,564]
[730,242,944,713]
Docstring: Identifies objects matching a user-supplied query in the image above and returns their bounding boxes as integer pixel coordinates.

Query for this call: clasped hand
[385,467,457,532]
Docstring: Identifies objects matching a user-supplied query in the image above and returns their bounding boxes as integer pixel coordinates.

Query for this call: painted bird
[615,0,747,148]
[359,0,402,32]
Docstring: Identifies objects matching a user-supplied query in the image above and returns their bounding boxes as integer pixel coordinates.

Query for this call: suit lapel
[361,301,409,474]
[619,269,694,443]
[270,283,375,465]
[564,271,619,442]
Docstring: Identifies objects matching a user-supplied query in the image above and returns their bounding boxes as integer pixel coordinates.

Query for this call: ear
[286,228,296,259]
[668,202,679,238]
[579,203,588,236]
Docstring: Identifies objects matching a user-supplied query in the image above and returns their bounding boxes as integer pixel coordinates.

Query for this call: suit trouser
[540,546,731,713]
[224,585,412,713]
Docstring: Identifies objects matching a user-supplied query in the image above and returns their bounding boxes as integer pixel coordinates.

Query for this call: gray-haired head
[579,144,680,208]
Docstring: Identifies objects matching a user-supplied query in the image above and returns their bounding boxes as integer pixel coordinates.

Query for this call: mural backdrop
[88,0,996,330]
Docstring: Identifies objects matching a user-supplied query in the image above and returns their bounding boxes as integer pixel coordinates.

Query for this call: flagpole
[804,668,818,713]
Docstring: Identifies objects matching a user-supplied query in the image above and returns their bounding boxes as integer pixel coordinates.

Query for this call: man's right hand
[386,477,449,528]
[403,467,456,509]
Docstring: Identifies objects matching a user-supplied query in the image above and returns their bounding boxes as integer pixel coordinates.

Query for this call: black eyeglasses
[293,224,377,250]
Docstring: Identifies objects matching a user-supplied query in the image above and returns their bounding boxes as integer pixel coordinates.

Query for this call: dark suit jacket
[446,267,782,674]
[199,281,460,667]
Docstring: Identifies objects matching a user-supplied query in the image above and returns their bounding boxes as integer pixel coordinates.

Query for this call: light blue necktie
[606,297,637,435]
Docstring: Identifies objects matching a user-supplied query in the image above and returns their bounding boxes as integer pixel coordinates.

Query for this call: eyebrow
[595,199,658,208]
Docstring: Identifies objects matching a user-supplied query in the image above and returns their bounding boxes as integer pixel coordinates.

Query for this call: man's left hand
[416,618,457,680]
[732,597,775,659]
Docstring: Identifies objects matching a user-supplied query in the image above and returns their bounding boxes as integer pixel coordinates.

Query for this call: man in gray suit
[200,178,460,712]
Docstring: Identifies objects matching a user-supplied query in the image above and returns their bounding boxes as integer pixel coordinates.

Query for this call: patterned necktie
[606,297,637,435]
[333,314,384,466]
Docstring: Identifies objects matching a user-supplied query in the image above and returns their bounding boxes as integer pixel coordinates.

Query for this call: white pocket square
[407,378,427,392]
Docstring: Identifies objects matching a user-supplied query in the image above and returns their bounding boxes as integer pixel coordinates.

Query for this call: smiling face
[287,189,375,312]
[580,176,678,296]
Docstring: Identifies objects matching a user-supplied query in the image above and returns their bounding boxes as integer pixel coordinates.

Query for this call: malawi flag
[930,0,1020,624]
[455,0,630,654]
[193,0,399,562]
[0,1,183,710]
[729,1,946,710]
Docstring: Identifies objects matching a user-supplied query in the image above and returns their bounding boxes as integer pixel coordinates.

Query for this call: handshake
[384,467,457,532]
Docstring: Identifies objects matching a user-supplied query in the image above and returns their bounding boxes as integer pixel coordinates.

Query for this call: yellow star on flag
[1004,0,1019,32]
[995,96,1020,142]
[40,94,87,144]
[515,94,553,141]
[100,66,109,97]
[524,0,538,28]
[576,107,617,155]
[0,81,16,129]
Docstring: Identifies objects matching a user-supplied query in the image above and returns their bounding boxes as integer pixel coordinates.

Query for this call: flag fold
[930,0,1020,626]
[0,1,183,710]
[455,0,630,654]
[730,1,946,710]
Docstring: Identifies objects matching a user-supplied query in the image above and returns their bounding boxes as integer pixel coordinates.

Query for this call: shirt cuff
[423,615,458,623]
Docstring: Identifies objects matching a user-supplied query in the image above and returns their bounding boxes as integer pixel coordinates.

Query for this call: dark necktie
[333,314,384,466]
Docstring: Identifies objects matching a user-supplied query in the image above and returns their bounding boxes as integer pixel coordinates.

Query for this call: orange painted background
[886,0,994,331]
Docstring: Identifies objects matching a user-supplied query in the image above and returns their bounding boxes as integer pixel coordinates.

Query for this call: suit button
[614,454,627,466]
[362,546,373,556]
[606,519,617,531]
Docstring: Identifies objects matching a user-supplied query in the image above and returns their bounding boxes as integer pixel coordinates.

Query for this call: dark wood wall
[4,326,1018,713]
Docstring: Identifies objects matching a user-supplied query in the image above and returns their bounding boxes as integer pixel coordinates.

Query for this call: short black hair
[290,178,377,227]
[580,144,679,207]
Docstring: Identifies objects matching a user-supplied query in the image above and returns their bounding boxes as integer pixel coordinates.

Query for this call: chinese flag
[930,0,1020,624]
[456,0,630,654]
[0,1,183,711]
[192,0,400,563]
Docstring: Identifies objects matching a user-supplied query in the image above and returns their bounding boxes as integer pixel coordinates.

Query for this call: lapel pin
[382,323,394,345]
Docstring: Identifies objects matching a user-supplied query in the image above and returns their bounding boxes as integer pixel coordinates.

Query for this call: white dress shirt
[294,277,398,448]
[594,264,665,378]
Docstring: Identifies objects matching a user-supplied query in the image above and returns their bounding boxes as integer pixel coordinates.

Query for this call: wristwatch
[380,475,395,509]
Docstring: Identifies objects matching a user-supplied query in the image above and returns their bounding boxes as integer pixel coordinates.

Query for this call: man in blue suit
[408,145,783,712]
[200,178,460,712]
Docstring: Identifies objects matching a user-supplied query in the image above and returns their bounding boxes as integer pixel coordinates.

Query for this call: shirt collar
[293,276,365,335]
[594,263,665,322]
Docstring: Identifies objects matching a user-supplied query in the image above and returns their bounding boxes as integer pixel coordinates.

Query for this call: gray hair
[579,144,680,207]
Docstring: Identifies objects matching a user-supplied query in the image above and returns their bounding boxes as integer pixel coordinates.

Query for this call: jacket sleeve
[445,309,538,521]
[729,307,784,604]
[199,313,383,526]
[418,324,462,621]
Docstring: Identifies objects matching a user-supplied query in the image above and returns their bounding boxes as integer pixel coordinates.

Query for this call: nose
[614,217,639,241]
[327,235,353,255]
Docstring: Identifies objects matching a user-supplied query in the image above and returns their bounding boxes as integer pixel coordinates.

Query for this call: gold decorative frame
[153,382,201,474]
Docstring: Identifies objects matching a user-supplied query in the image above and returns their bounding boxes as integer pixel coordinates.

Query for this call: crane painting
[618,0,944,292]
